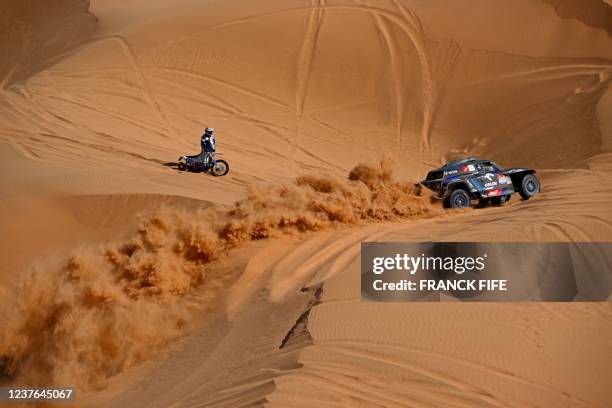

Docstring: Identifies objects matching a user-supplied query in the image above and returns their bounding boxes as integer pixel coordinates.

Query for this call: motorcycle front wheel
[211,160,229,176]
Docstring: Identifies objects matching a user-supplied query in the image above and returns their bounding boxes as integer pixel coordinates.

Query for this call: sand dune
[0,0,611,406]
[0,161,435,390]
[0,0,96,89]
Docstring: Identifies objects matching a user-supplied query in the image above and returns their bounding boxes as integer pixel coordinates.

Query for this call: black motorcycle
[178,152,229,176]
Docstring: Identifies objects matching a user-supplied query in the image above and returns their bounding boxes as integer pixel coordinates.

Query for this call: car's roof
[441,157,480,169]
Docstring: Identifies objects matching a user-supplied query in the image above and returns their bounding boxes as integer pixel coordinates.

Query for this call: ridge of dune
[541,0,612,36]
[597,83,612,150]
[0,0,97,89]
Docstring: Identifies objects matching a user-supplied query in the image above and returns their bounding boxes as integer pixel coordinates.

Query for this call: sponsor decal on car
[460,164,476,173]
[498,175,510,184]
[487,189,502,197]
[444,170,458,176]
[483,173,496,181]
[484,181,498,188]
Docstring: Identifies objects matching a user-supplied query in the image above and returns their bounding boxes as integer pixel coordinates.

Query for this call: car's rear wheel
[445,189,471,209]
[518,174,540,200]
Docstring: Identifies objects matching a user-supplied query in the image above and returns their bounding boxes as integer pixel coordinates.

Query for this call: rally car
[420,157,540,208]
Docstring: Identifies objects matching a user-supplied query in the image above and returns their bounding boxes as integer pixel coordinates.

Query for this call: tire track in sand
[358,0,405,154]
[150,66,351,141]
[317,342,595,408]
[292,0,326,171]
[289,363,503,408]
[390,0,437,153]
[54,35,183,142]
[104,36,181,141]
[149,3,438,152]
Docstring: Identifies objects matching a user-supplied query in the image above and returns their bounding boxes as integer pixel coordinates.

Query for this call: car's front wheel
[518,174,540,200]
[445,189,471,209]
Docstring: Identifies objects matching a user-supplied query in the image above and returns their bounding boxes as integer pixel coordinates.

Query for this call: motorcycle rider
[185,127,216,168]
[200,127,216,165]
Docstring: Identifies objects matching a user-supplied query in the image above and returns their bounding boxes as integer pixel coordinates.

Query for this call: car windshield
[479,161,501,172]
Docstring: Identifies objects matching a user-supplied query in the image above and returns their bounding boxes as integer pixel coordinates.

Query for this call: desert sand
[1,0,611,406]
